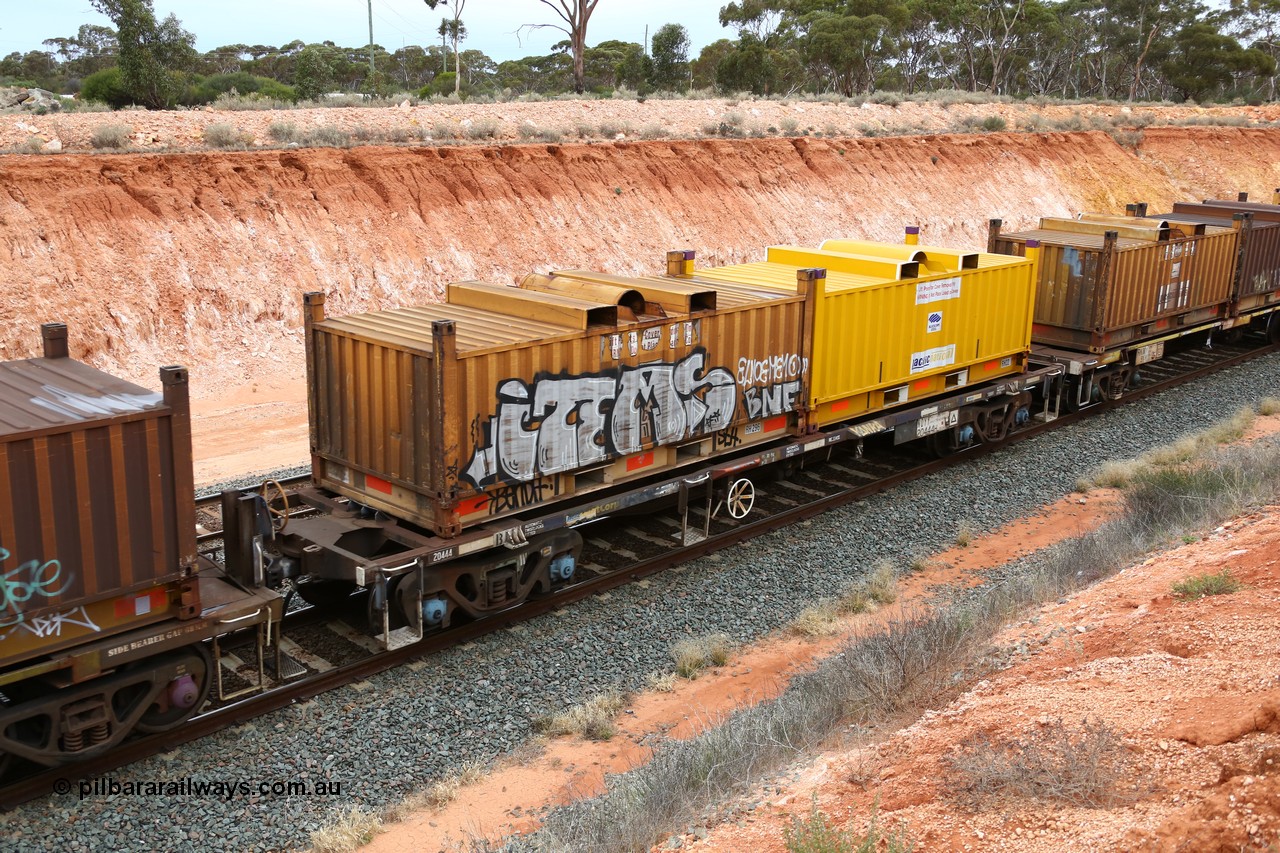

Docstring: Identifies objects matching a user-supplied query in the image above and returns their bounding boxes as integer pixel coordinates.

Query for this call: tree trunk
[573,30,586,94]
[1130,24,1160,101]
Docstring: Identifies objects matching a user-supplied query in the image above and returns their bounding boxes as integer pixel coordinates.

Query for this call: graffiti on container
[737,353,808,388]
[1,547,72,627]
[713,425,742,450]
[462,348,736,487]
[737,352,808,421]
[1,605,100,642]
[485,479,558,514]
[743,381,803,419]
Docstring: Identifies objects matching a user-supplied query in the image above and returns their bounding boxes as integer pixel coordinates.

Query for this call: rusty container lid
[0,357,165,440]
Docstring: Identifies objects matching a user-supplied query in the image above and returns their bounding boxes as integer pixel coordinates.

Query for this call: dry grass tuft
[391,759,489,817]
[535,692,627,741]
[907,552,935,574]
[946,718,1133,808]
[954,520,975,548]
[836,587,870,615]
[310,806,383,853]
[648,671,678,693]
[1084,405,1259,489]
[203,122,249,149]
[90,124,132,150]
[789,600,841,638]
[672,633,734,678]
[865,561,898,604]
[1259,397,1280,416]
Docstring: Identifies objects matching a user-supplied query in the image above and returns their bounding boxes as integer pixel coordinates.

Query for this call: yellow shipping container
[685,239,1037,425]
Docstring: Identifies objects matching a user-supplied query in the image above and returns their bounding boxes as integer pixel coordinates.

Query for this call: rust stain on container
[306,273,806,536]
[0,324,198,666]
[1173,200,1280,308]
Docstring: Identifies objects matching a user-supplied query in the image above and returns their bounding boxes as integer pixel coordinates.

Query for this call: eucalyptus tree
[88,0,195,107]
[426,0,468,94]
[521,0,601,94]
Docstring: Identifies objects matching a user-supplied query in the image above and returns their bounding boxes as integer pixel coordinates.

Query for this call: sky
[1,1,733,62]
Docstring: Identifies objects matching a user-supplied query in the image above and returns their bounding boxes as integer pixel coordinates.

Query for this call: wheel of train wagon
[1269,313,1280,345]
[294,578,357,609]
[134,645,215,734]
[725,477,755,520]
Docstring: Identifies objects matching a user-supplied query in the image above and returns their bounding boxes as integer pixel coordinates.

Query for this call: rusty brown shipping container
[306,266,811,537]
[990,215,1239,352]
[1170,200,1280,310]
[0,324,199,668]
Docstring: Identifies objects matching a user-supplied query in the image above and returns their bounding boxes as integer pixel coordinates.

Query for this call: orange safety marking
[626,451,655,471]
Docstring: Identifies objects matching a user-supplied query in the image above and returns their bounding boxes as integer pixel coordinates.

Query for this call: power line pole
[367,0,376,76]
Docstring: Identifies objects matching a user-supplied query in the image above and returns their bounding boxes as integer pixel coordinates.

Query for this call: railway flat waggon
[1168,197,1280,318]
[990,214,1240,353]
[985,203,1280,408]
[0,324,280,772]
[303,270,810,538]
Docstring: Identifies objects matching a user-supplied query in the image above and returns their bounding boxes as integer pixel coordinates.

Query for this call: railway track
[2,335,1271,809]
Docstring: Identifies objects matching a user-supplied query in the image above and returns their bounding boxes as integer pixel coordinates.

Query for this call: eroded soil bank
[3,124,1277,481]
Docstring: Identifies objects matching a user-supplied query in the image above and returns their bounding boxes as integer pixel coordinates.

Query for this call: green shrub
[426,72,457,97]
[784,802,914,853]
[784,806,852,853]
[981,115,1007,132]
[80,67,130,108]
[1171,570,1242,600]
[866,90,903,107]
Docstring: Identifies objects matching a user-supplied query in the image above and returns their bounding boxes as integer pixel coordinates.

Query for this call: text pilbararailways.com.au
[60,775,345,801]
